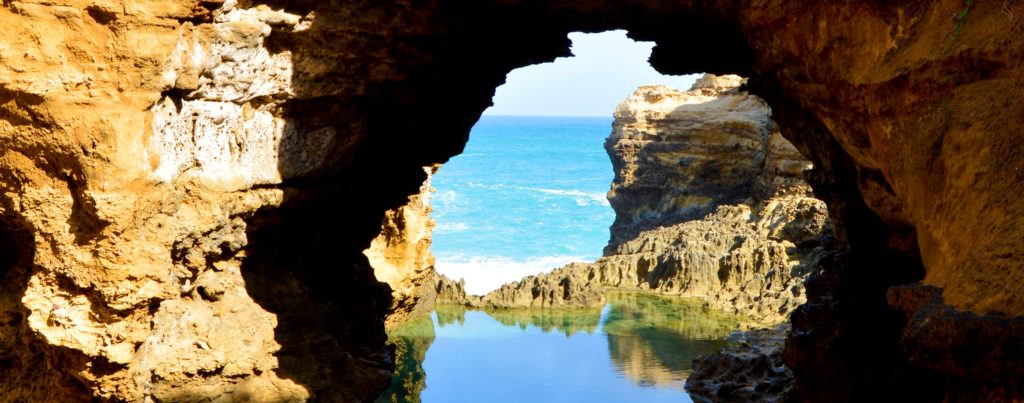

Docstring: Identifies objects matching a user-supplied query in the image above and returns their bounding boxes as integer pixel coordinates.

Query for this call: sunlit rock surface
[0,1,386,400]
[596,198,829,325]
[366,166,440,329]
[478,262,606,309]
[434,272,482,307]
[606,76,812,249]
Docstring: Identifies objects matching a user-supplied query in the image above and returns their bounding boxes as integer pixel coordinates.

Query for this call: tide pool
[376,292,741,403]
[431,115,616,294]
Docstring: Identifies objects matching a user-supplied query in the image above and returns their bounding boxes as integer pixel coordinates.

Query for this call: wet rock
[686,324,793,403]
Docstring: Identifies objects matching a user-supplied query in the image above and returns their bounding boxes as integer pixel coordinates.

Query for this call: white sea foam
[452,183,608,207]
[435,255,589,295]
[523,187,610,206]
[433,189,459,203]
[434,222,469,233]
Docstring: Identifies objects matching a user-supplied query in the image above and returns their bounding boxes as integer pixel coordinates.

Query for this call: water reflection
[602,292,735,390]
[484,307,602,337]
[377,315,435,403]
[376,292,741,402]
[434,304,469,328]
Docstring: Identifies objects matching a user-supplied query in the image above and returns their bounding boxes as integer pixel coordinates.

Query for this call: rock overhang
[0,0,1021,401]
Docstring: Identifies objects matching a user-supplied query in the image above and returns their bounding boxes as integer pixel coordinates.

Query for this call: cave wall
[364,165,439,330]
[0,0,1021,401]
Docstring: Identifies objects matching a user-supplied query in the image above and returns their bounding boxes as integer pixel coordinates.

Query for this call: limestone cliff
[1,0,1022,401]
[435,265,604,311]
[365,166,439,329]
[477,79,831,325]
[606,77,811,250]
[600,199,829,324]
[0,2,390,401]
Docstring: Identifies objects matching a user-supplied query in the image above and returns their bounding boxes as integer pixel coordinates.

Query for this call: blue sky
[484,30,700,117]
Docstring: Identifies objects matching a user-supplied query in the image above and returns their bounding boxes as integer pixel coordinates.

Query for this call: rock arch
[0,0,1021,401]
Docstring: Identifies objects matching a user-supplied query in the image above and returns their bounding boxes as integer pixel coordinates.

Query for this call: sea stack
[605,74,814,250]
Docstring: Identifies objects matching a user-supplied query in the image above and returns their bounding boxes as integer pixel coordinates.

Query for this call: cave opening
[220,5,940,399]
[0,1,1019,402]
[374,29,832,402]
[430,30,700,295]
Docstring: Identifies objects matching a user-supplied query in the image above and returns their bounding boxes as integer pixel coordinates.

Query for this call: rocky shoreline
[436,75,831,327]
[422,76,833,401]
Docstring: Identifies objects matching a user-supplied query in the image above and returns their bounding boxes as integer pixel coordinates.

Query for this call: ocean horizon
[431,115,617,295]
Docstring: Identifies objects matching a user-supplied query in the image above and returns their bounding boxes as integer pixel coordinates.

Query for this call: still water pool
[376,292,741,403]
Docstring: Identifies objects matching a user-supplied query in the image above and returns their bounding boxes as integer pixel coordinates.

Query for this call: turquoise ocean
[431,115,616,295]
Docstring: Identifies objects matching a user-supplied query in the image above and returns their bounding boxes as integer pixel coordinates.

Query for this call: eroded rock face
[1,0,1022,401]
[0,1,387,401]
[433,273,481,307]
[602,199,829,325]
[365,166,439,329]
[600,80,830,324]
[478,262,606,309]
[475,192,829,325]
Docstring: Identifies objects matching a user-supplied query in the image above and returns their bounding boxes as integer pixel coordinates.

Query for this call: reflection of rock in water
[602,292,738,389]
[483,307,603,337]
[378,293,743,401]
[434,304,469,327]
[375,316,436,403]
